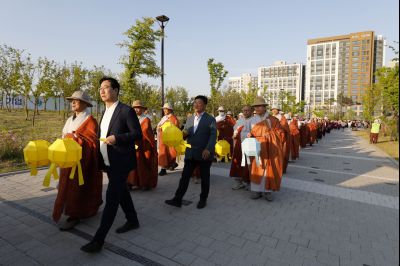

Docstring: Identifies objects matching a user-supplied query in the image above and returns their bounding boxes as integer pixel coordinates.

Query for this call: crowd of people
[52,76,367,253]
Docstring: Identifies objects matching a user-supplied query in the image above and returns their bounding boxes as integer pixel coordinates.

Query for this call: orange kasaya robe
[299,123,309,148]
[308,122,318,145]
[158,114,179,168]
[229,125,250,183]
[289,119,300,160]
[249,116,284,191]
[128,116,158,189]
[217,116,235,156]
[279,116,290,174]
[52,116,103,222]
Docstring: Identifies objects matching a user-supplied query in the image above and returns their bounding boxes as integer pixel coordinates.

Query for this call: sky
[1,0,398,97]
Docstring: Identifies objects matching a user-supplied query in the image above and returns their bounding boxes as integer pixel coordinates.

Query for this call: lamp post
[156,15,169,108]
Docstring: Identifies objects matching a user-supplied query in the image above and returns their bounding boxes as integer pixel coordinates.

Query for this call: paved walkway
[0,129,398,266]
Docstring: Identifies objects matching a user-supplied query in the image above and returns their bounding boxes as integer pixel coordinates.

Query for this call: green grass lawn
[354,129,399,161]
[0,109,67,173]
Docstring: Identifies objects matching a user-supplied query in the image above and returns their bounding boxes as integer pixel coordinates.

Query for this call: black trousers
[175,159,212,201]
[94,167,138,242]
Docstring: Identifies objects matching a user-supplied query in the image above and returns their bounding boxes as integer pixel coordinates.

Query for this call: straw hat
[251,97,268,107]
[270,105,280,111]
[162,103,173,110]
[131,100,146,109]
[66,91,93,107]
[217,106,225,112]
[227,111,232,115]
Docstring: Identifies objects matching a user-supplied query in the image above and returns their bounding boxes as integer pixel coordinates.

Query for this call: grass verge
[353,129,399,161]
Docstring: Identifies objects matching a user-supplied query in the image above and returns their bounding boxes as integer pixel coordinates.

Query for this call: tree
[54,62,70,116]
[207,58,228,115]
[119,17,162,100]
[0,45,23,111]
[362,84,381,121]
[219,88,243,116]
[165,86,191,117]
[20,54,35,120]
[241,81,260,106]
[375,66,399,117]
[336,92,353,120]
[40,59,56,111]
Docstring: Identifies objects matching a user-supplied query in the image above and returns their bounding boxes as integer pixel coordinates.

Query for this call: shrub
[0,130,24,161]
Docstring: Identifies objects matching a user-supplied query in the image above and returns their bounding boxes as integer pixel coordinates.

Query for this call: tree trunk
[0,91,3,109]
[24,95,29,120]
[32,101,37,126]
[58,96,61,115]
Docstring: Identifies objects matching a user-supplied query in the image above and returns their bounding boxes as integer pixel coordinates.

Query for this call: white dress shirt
[100,101,119,166]
[193,112,204,133]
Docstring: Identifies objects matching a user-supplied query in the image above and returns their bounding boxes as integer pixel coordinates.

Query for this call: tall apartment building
[306,31,385,116]
[258,61,304,108]
[228,73,258,93]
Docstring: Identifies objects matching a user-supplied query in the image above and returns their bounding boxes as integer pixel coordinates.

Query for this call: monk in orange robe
[299,120,309,148]
[245,97,284,202]
[127,100,158,190]
[229,105,252,190]
[157,103,180,176]
[53,91,103,230]
[271,106,290,174]
[289,115,300,160]
[216,106,235,158]
[308,119,318,146]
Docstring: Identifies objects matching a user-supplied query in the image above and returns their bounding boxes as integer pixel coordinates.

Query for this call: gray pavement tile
[192,245,214,260]
[289,235,310,247]
[316,250,340,266]
[241,230,261,242]
[208,251,233,265]
[226,235,246,247]
[172,250,197,265]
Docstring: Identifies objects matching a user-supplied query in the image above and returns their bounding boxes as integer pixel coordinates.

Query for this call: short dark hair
[99,76,120,95]
[194,95,208,105]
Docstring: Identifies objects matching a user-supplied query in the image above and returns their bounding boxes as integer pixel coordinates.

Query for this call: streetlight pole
[156,15,169,108]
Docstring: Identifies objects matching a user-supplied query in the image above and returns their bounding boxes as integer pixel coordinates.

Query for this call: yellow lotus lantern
[215,140,230,162]
[43,138,83,187]
[23,140,51,176]
[161,122,191,149]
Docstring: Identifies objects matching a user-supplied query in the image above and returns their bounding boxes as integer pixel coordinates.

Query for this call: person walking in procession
[165,95,217,209]
[81,77,142,253]
[127,100,158,190]
[53,90,103,231]
[157,103,179,176]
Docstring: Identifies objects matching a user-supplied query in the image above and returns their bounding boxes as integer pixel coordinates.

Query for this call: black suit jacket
[98,102,142,173]
[183,112,217,161]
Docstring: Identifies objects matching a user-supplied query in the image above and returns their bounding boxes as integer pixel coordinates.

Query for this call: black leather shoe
[159,169,167,176]
[80,240,104,253]
[116,221,140,234]
[197,200,207,209]
[165,198,182,208]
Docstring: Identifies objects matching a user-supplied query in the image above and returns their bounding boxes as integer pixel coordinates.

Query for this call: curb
[0,167,48,178]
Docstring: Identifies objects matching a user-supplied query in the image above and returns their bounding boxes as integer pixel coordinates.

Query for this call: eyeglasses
[99,87,112,91]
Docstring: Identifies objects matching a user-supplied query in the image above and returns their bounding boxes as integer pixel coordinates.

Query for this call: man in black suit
[81,77,142,253]
[165,95,217,209]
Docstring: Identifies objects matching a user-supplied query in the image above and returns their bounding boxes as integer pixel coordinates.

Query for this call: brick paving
[0,129,398,265]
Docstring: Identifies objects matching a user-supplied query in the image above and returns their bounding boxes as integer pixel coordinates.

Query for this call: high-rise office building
[228,73,258,93]
[306,31,385,116]
[258,61,304,108]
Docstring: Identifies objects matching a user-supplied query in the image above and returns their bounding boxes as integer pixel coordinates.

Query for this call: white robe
[62,109,91,137]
